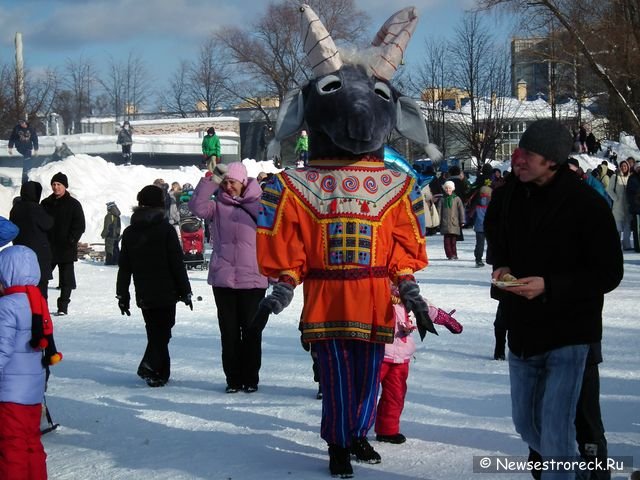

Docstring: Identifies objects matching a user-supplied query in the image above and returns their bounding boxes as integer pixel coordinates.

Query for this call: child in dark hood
[9,181,54,297]
[101,202,122,266]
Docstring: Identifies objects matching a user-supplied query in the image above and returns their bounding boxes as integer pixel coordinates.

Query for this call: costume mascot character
[255,5,439,478]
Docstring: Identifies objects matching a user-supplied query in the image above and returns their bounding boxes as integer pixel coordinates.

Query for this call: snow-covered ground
[35,235,640,480]
[0,153,638,479]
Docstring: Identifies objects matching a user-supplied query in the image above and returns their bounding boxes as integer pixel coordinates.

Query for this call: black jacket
[485,166,623,357]
[116,207,191,309]
[41,191,86,263]
[9,181,54,281]
[8,123,38,156]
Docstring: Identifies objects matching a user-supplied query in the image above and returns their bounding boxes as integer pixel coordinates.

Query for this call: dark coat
[116,207,191,309]
[41,191,86,263]
[9,181,54,281]
[8,123,38,156]
[485,166,623,357]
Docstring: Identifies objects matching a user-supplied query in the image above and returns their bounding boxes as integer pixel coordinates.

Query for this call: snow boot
[328,444,353,478]
[350,437,381,464]
[376,433,406,444]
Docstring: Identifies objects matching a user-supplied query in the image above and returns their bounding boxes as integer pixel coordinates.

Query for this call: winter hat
[225,162,248,185]
[0,216,19,247]
[137,185,165,208]
[207,127,215,135]
[50,172,68,188]
[443,180,455,191]
[518,119,573,165]
[567,157,580,170]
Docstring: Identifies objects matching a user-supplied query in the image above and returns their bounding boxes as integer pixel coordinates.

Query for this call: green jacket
[202,134,221,157]
[295,135,308,154]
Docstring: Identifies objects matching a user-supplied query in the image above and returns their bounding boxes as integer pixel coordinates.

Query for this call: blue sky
[1,0,516,92]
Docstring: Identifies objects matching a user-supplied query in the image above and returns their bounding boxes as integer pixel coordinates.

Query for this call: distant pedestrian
[116,121,133,165]
[101,202,122,266]
[8,118,39,183]
[438,180,465,260]
[202,127,221,171]
[295,130,309,167]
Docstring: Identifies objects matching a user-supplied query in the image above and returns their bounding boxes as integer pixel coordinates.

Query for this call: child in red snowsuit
[0,245,60,480]
[375,286,461,444]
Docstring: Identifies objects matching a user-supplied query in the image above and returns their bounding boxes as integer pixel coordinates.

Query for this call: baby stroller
[178,184,207,270]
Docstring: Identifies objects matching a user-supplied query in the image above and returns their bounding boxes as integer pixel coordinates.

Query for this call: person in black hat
[116,185,193,387]
[41,172,86,315]
[485,119,623,476]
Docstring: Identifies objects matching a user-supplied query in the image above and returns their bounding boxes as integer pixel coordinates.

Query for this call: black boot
[328,444,353,478]
[350,437,381,464]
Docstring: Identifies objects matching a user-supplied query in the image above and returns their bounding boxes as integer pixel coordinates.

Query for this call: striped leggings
[313,339,384,447]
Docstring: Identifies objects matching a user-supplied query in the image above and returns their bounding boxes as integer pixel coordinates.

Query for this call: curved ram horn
[300,4,343,76]
[370,6,418,81]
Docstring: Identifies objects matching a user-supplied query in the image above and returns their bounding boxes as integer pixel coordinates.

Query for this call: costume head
[268,5,437,161]
[518,119,573,165]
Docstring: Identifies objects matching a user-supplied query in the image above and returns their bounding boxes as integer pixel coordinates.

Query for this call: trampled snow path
[41,236,639,479]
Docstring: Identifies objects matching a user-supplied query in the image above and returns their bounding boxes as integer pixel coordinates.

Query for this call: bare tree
[188,37,232,116]
[98,51,150,122]
[98,56,125,122]
[158,60,192,117]
[412,39,452,160]
[215,0,370,122]
[477,0,640,136]
[447,12,512,168]
[63,55,96,133]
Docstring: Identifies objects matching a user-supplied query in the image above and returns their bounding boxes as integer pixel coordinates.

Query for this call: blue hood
[0,245,40,287]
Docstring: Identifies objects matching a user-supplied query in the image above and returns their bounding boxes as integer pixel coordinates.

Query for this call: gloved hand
[398,279,438,340]
[181,293,193,311]
[8,148,12,155]
[249,282,295,331]
[211,162,228,183]
[117,295,130,316]
[300,332,311,352]
[32,150,38,157]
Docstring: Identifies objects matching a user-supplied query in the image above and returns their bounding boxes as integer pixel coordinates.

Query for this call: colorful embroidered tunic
[257,158,428,344]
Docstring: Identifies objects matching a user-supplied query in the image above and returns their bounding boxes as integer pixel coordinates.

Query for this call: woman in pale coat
[438,180,465,260]
[607,159,632,250]
[189,162,268,393]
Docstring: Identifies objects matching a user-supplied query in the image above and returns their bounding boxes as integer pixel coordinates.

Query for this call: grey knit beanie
[519,119,573,165]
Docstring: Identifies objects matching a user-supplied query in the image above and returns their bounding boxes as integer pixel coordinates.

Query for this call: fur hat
[443,180,455,191]
[137,185,165,208]
[518,119,573,165]
[51,172,68,188]
[225,162,248,185]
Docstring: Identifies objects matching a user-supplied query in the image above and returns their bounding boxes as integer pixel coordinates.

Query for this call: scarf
[3,285,62,365]
[444,192,457,209]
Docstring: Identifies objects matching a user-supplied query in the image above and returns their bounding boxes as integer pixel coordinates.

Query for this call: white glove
[32,150,38,157]
[8,148,12,155]
[211,163,228,184]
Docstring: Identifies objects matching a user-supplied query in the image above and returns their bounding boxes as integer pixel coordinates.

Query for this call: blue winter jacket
[0,245,46,405]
